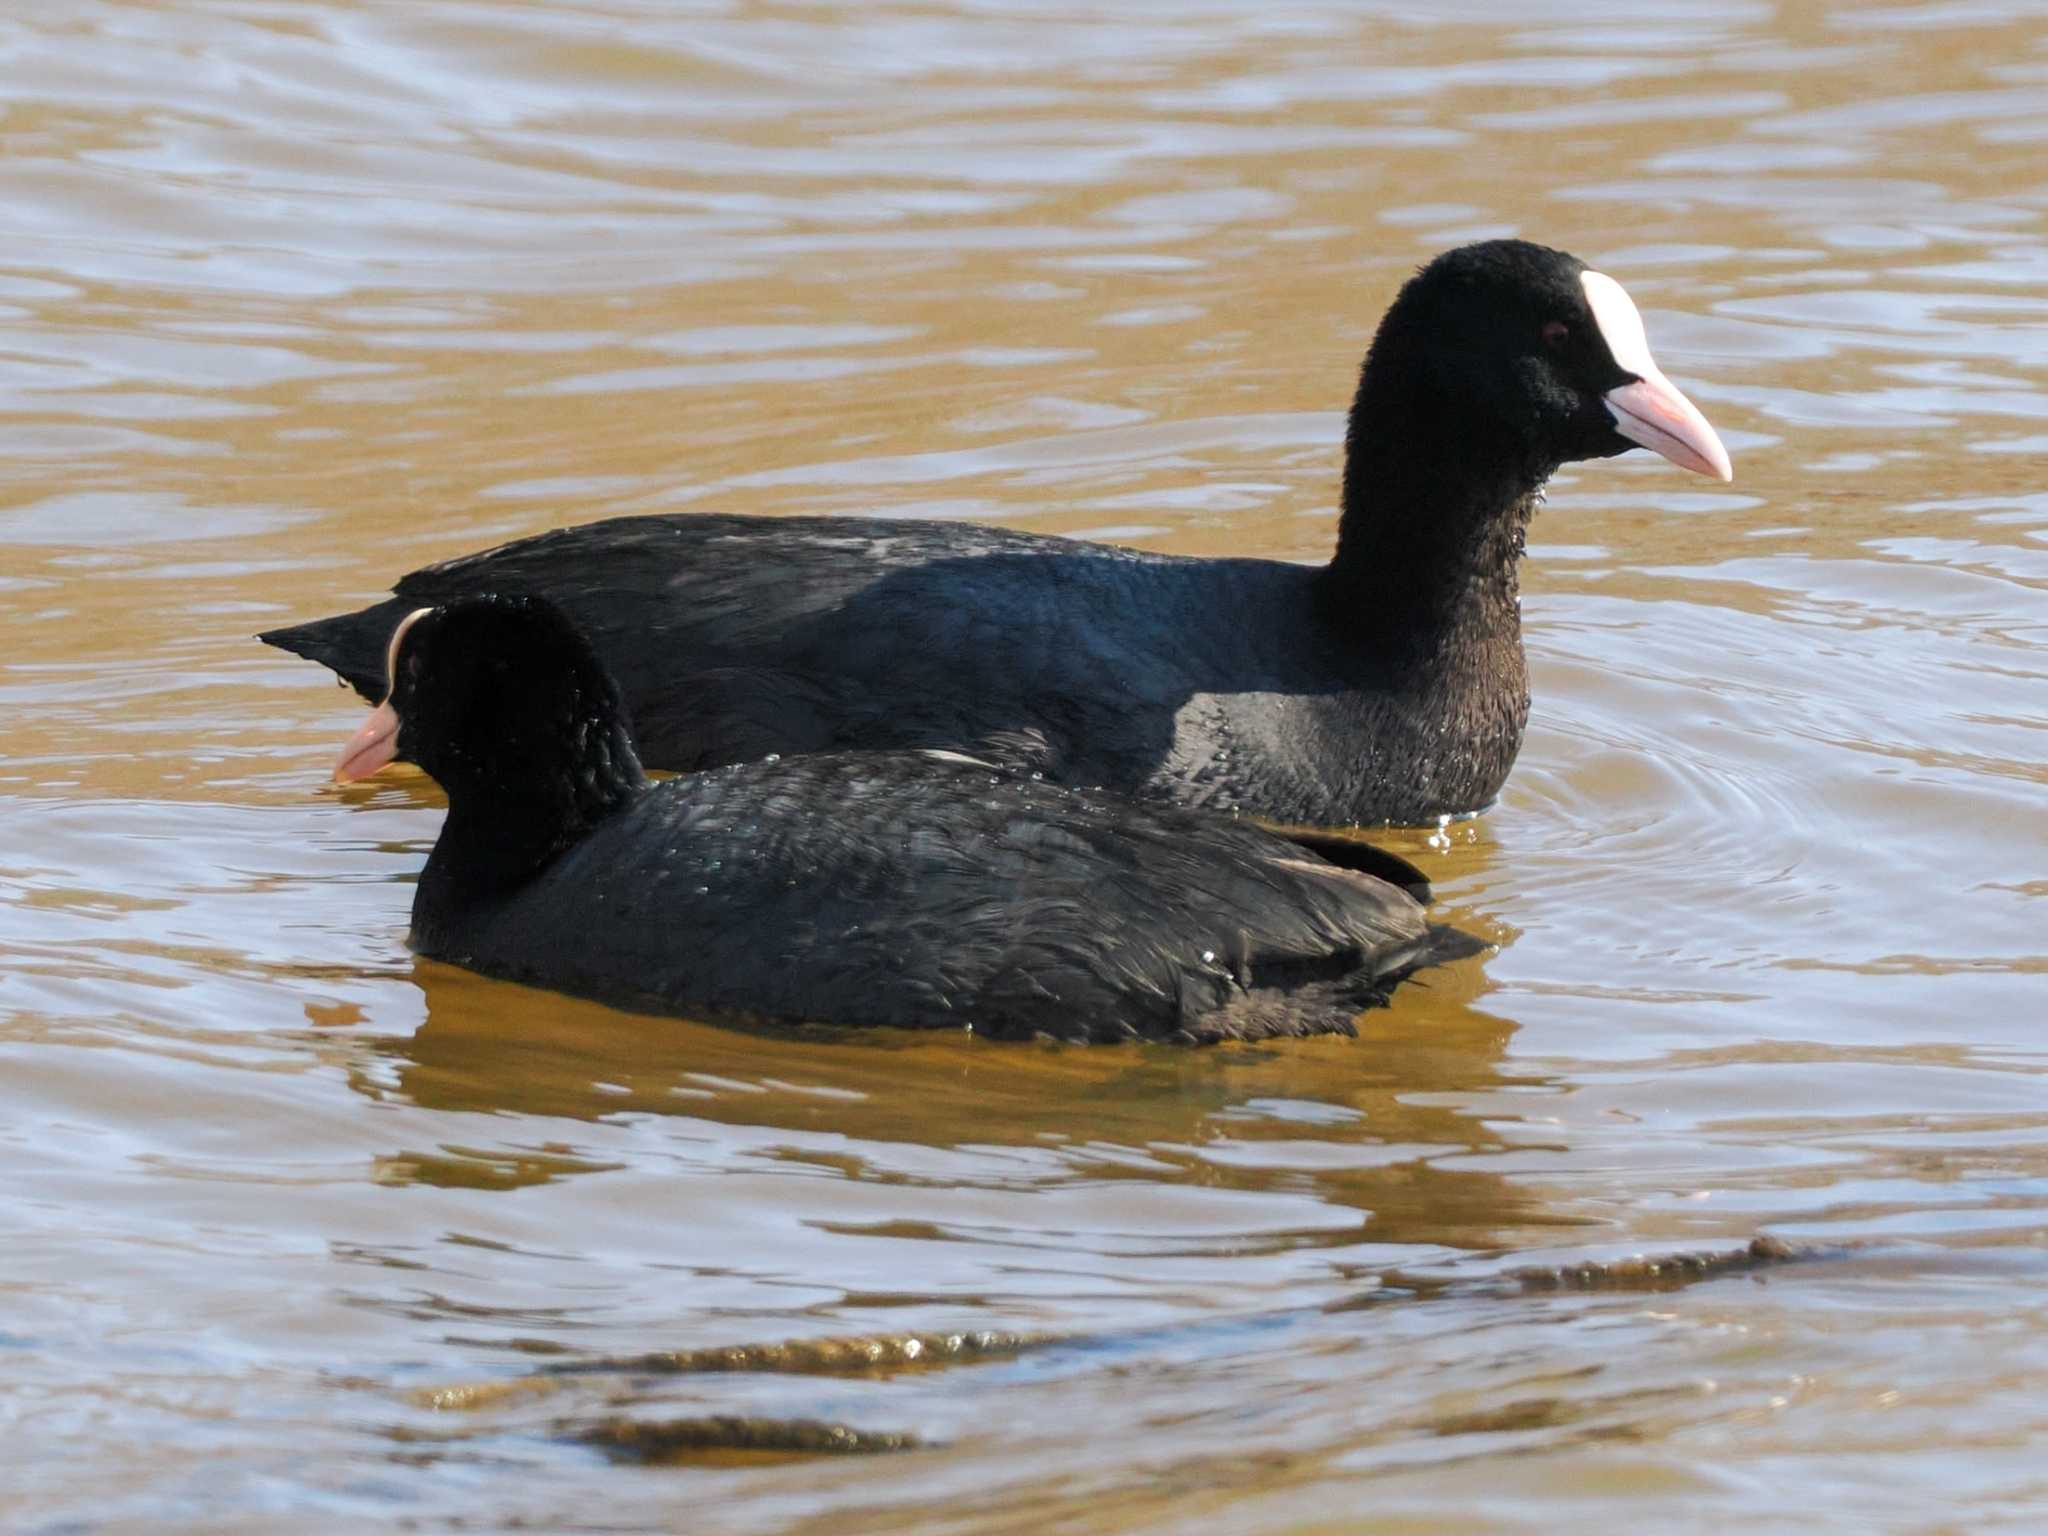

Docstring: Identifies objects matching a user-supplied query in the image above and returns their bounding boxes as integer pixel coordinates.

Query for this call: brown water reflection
[4,0,2048,1530]
[378,952,1551,1256]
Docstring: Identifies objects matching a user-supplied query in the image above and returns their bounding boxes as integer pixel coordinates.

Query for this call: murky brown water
[5,1,2047,1528]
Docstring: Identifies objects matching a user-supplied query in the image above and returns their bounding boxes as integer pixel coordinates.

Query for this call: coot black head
[1329,238,1728,628]
[335,594,646,886]
[1352,238,1730,486]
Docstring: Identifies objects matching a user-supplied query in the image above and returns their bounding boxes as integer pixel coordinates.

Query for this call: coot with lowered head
[332,595,1482,1043]
[273,240,1730,827]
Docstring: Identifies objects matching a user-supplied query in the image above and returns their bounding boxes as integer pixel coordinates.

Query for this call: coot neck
[1317,366,1549,667]
[419,714,650,909]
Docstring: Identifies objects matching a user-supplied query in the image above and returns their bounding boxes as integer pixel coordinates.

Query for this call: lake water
[3,1,2046,1529]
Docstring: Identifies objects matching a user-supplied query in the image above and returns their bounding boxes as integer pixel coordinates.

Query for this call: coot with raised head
[273,240,1730,827]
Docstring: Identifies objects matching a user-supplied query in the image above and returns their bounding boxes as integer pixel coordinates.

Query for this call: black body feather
[269,240,1673,826]
[378,597,1483,1043]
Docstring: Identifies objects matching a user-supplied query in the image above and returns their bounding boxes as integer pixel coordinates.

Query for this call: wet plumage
[272,240,1729,826]
[343,596,1482,1043]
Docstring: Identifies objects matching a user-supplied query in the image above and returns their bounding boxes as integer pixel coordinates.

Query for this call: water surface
[3,1,2046,1529]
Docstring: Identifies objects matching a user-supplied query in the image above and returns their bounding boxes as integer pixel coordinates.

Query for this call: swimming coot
[333,595,1483,1043]
[271,239,1730,827]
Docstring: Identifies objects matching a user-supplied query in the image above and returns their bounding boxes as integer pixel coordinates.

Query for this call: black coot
[333,595,1483,1043]
[272,240,1731,827]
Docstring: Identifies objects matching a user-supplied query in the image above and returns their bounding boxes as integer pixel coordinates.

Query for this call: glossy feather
[269,240,1728,826]
[368,597,1482,1043]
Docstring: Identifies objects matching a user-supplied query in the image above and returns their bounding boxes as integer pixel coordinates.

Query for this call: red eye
[1541,320,1570,351]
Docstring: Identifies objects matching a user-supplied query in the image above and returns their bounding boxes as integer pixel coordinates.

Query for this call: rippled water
[4,1,2047,1529]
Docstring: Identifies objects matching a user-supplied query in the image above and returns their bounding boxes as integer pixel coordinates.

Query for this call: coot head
[333,593,645,817]
[1361,239,1730,482]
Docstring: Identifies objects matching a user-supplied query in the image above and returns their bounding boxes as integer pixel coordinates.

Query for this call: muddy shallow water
[3,1,2046,1530]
